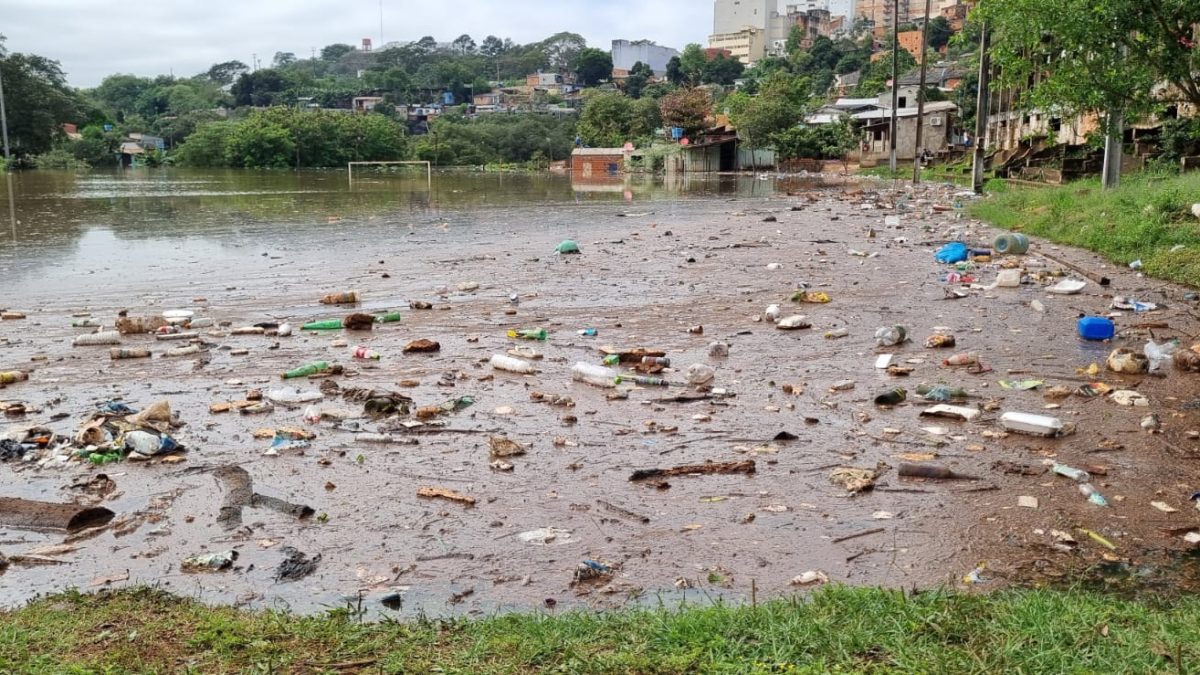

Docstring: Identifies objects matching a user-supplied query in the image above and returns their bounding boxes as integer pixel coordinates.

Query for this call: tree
[206,60,249,85]
[230,69,288,106]
[927,17,953,51]
[574,47,613,87]
[727,72,811,150]
[480,35,507,59]
[624,61,654,99]
[702,53,744,85]
[659,88,712,138]
[273,51,297,67]
[320,44,356,62]
[578,91,660,146]
[665,56,685,85]
[678,44,708,86]
[0,40,83,158]
[452,34,477,56]
[976,0,1200,126]
[540,32,587,69]
[92,74,153,117]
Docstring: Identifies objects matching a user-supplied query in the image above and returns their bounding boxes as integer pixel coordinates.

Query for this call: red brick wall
[572,155,624,177]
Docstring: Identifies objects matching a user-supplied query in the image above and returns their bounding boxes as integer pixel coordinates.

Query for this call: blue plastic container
[1078,317,1115,341]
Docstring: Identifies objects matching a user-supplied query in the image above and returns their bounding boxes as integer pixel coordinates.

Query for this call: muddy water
[1,169,1199,618]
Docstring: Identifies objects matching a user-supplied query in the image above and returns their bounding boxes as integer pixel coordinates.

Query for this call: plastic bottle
[764,304,782,322]
[116,316,169,334]
[1077,317,1115,341]
[321,290,360,305]
[824,328,850,339]
[917,384,967,401]
[302,320,344,331]
[1052,463,1091,482]
[578,328,598,337]
[1079,483,1109,506]
[603,354,621,366]
[508,328,548,341]
[995,269,1022,288]
[110,348,151,360]
[875,326,907,347]
[642,356,671,367]
[571,362,618,388]
[1144,339,1180,371]
[188,318,215,329]
[375,312,403,324]
[993,233,1030,255]
[72,318,101,328]
[268,387,324,405]
[302,405,322,424]
[276,322,293,337]
[282,361,331,379]
[490,354,537,374]
[354,346,382,360]
[166,344,202,357]
[686,363,716,386]
[874,388,908,406]
[616,374,670,387]
[943,353,981,367]
[0,371,29,385]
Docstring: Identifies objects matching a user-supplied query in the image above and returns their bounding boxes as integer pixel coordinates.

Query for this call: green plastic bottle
[375,311,403,324]
[282,361,331,379]
[507,328,547,341]
[302,320,344,331]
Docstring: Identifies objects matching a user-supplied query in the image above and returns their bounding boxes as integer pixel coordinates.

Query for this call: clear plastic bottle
[490,354,537,374]
[1078,483,1109,506]
[571,362,618,388]
[74,332,123,346]
[875,326,907,346]
[110,348,151,360]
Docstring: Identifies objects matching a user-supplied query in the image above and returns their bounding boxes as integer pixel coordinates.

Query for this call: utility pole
[971,23,991,195]
[0,61,11,162]
[888,0,899,173]
[379,0,385,45]
[912,0,932,184]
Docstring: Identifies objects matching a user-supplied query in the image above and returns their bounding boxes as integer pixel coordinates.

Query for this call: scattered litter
[182,550,238,572]
[790,570,829,586]
[518,528,573,546]
[1018,496,1039,509]
[417,487,476,506]
[275,547,321,582]
[829,465,882,494]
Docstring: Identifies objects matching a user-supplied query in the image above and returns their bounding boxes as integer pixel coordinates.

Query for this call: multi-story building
[611,40,680,76]
[713,0,773,34]
[767,7,836,55]
[708,27,768,64]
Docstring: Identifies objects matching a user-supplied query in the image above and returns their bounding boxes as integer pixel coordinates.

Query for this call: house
[708,27,767,64]
[571,148,628,177]
[352,96,386,113]
[834,71,862,97]
[473,91,506,113]
[854,100,961,162]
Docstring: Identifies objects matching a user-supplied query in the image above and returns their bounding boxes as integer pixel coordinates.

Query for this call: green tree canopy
[0,38,84,158]
[574,48,613,87]
[577,91,661,146]
[659,87,712,138]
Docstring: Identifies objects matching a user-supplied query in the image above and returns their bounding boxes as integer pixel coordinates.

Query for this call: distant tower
[361,38,373,52]
[713,0,773,34]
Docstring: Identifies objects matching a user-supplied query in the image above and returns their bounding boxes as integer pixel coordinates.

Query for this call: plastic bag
[935,242,969,264]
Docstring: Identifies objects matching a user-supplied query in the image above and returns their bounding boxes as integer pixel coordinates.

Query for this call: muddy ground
[2,179,1200,617]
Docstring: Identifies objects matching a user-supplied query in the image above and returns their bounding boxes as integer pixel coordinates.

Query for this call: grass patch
[971,172,1200,287]
[2,586,1199,673]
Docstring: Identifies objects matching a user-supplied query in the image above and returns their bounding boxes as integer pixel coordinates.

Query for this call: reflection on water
[0,168,842,299]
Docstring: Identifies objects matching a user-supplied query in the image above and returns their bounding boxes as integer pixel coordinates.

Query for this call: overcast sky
[5,0,854,88]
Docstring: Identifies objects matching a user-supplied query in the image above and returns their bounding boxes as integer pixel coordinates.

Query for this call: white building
[611,40,680,76]
[714,0,773,34]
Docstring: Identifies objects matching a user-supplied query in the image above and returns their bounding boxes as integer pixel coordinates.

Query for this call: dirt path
[2,181,1199,616]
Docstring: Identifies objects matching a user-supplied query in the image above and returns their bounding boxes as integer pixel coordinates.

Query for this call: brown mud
[2,173,1199,617]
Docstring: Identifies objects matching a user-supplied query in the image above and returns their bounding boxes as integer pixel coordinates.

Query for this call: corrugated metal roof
[854,101,958,121]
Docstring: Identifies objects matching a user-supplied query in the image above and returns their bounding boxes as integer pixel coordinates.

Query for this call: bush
[30,148,90,170]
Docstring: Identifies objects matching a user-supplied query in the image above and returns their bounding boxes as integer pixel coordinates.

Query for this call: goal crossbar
[348,161,432,187]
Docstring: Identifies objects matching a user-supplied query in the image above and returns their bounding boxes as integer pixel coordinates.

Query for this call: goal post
[348,161,432,187]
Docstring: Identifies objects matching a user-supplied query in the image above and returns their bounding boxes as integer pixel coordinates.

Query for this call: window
[898,96,908,108]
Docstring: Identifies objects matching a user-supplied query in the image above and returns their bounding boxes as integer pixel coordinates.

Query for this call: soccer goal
[347,161,432,187]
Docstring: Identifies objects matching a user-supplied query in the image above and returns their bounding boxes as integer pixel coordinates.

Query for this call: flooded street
[2,169,1199,618]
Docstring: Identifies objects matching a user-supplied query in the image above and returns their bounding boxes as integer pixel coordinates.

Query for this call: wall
[714,0,772,34]
[572,154,625,177]
[708,27,767,64]
[897,30,924,60]
[611,40,680,75]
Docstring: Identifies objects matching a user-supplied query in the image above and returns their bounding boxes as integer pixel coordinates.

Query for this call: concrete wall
[714,0,772,34]
[611,41,680,75]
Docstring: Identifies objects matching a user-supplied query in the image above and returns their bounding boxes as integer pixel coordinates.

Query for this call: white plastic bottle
[571,362,618,388]
[490,354,538,374]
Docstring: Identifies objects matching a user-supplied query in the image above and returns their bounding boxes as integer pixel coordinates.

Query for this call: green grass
[3,586,1199,673]
[971,172,1200,287]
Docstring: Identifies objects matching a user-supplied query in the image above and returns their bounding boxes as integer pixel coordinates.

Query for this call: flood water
[2,168,1198,618]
